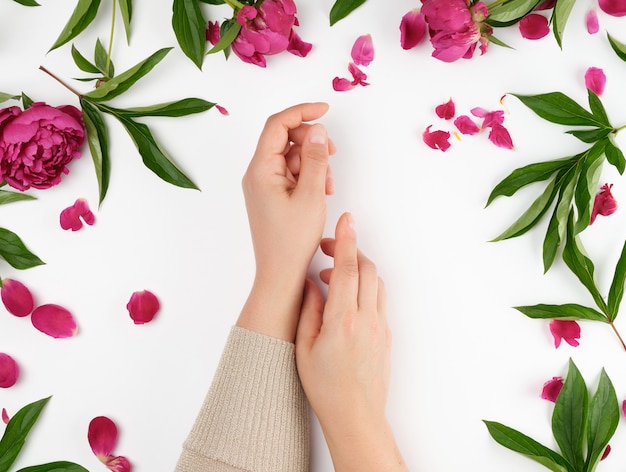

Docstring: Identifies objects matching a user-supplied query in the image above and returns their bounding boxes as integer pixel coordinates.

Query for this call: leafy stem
[608,321,626,350]
[107,0,117,75]
[612,123,626,134]
[38,66,82,97]
[224,0,245,10]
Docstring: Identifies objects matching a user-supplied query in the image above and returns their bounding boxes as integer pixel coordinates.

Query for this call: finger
[320,238,335,257]
[356,249,378,313]
[325,213,359,318]
[296,279,325,352]
[377,277,387,319]
[319,268,332,285]
[293,123,329,197]
[289,125,337,155]
[285,147,335,195]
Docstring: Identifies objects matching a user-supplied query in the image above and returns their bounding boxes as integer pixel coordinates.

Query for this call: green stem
[609,321,626,351]
[106,0,117,77]
[224,0,245,10]
[38,66,82,98]
[613,124,626,134]
[486,0,507,9]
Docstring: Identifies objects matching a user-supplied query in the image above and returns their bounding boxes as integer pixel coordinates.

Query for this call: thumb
[295,124,329,196]
[296,279,325,351]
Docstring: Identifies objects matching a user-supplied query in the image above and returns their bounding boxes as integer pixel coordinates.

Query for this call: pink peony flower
[206,20,220,45]
[423,125,451,151]
[88,416,131,472]
[400,9,426,50]
[0,102,84,191]
[351,34,374,66]
[590,183,617,224]
[519,14,550,39]
[127,290,160,324]
[231,0,311,67]
[585,67,606,96]
[599,0,626,16]
[549,319,580,348]
[454,115,480,135]
[540,376,563,402]
[436,98,456,120]
[31,304,78,338]
[1,278,34,317]
[586,8,600,34]
[60,198,95,231]
[0,353,19,388]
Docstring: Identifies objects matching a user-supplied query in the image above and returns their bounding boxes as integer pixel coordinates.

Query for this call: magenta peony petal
[454,115,480,135]
[88,416,118,459]
[104,455,131,472]
[422,125,451,151]
[215,104,229,116]
[549,319,580,348]
[31,304,77,338]
[436,98,456,120]
[622,399,626,417]
[519,14,550,39]
[206,21,220,45]
[590,183,617,224]
[351,34,374,66]
[400,8,426,50]
[0,353,19,388]
[127,290,160,325]
[488,124,514,149]
[1,408,9,424]
[287,30,312,58]
[585,67,606,96]
[586,8,599,34]
[599,0,626,16]
[60,198,95,231]
[601,445,611,460]
[332,77,354,91]
[348,62,368,86]
[1,278,34,317]
[540,376,563,402]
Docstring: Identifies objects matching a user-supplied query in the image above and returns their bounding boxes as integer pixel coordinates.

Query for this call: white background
[2,0,626,471]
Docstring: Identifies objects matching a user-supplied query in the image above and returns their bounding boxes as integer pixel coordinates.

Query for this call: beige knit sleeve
[174,326,309,472]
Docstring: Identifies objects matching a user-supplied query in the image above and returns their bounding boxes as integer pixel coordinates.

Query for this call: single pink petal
[488,124,514,149]
[601,445,611,460]
[88,416,118,459]
[422,125,451,152]
[586,8,600,34]
[400,8,426,50]
[348,62,369,86]
[540,376,564,402]
[31,304,77,338]
[622,399,626,417]
[1,408,9,424]
[351,34,374,66]
[590,183,617,224]
[519,14,550,39]
[127,290,160,325]
[549,319,580,348]
[60,198,95,231]
[585,67,606,96]
[236,5,257,25]
[104,455,131,472]
[599,0,626,16]
[206,21,220,45]
[0,353,19,388]
[332,77,354,92]
[215,104,229,116]
[287,30,312,58]
[471,108,505,128]
[1,278,34,317]
[454,115,480,135]
[436,98,456,120]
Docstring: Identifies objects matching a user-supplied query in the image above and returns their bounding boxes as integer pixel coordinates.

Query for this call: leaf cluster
[487,90,624,272]
[485,359,619,472]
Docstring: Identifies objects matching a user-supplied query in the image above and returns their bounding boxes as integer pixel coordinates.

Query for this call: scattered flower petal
[351,34,374,66]
[622,399,626,417]
[540,376,563,402]
[422,125,451,152]
[549,319,580,348]
[585,67,606,96]
[436,98,456,120]
[60,198,95,231]
[519,14,550,39]
[89,416,118,459]
[488,124,514,149]
[601,445,611,460]
[471,107,505,128]
[0,353,19,388]
[586,8,600,34]
[215,104,229,116]
[1,278,34,317]
[206,20,220,45]
[454,115,480,135]
[31,304,77,338]
[1,408,8,424]
[400,8,427,50]
[287,30,312,57]
[127,290,160,325]
[332,77,355,92]
[590,183,617,224]
[599,0,626,16]
[104,455,131,472]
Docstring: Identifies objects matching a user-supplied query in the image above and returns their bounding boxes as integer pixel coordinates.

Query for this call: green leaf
[16,462,89,472]
[70,44,100,74]
[587,90,610,127]
[552,359,587,471]
[84,48,172,102]
[49,0,102,51]
[21,93,33,109]
[543,170,576,272]
[483,421,571,472]
[80,100,111,205]
[12,0,40,6]
[565,128,611,143]
[486,0,542,26]
[119,0,133,43]
[512,92,602,127]
[94,39,114,77]
[585,369,619,471]
[607,241,626,320]
[573,143,605,235]
[487,35,514,49]
[0,93,19,105]
[199,0,225,3]
[604,137,625,175]
[106,98,215,118]
[0,190,36,205]
[207,19,241,55]
[0,228,44,270]
[552,0,576,49]
[607,32,626,62]
[172,0,207,69]
[330,0,368,26]
[0,397,51,472]
[514,303,607,322]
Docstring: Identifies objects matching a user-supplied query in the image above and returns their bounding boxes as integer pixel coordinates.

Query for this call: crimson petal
[31,304,77,338]
[400,8,426,50]
[1,278,34,317]
[549,319,580,348]
[88,416,119,459]
[584,67,606,96]
[590,183,617,224]
[599,0,626,16]
[60,198,95,231]
[422,125,451,152]
[127,290,160,325]
[436,98,456,120]
[519,14,550,40]
[351,34,374,66]
[105,455,132,472]
[1,408,9,424]
[540,376,563,402]
[0,353,19,388]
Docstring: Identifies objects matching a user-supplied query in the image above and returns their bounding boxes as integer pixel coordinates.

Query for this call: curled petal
[31,304,77,338]
[89,416,119,459]
[590,183,617,224]
[586,9,599,34]
[454,115,480,135]
[206,21,220,45]
[488,124,514,149]
[60,198,95,231]
[601,445,611,460]
[236,5,257,25]
[1,278,34,317]
[540,376,563,402]
[104,455,131,472]
[351,34,374,66]
[400,8,426,50]
[127,290,160,325]
[549,319,580,348]
[599,0,626,16]
[435,98,456,120]
[0,353,19,388]
[332,77,354,92]
[585,67,606,96]
[215,104,229,116]
[422,125,451,152]
[519,14,550,40]
[471,108,504,127]
[2,408,9,424]
[287,30,312,58]
[348,62,368,85]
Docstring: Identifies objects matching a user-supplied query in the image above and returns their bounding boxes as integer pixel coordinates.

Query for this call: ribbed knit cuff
[178,326,309,472]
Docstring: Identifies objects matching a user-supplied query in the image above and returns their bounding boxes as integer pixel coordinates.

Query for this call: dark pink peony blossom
[231,0,311,67]
[351,34,374,66]
[590,183,617,224]
[0,103,84,191]
[586,8,600,34]
[599,0,626,16]
[540,376,563,402]
[1,278,34,317]
[436,98,456,120]
[127,290,160,324]
[0,353,19,388]
[585,67,606,96]
[454,115,480,135]
[206,20,220,45]
[422,126,451,151]
[549,319,580,348]
[88,416,131,472]
[400,9,426,50]
[31,304,77,338]
[60,198,95,231]
[519,14,550,39]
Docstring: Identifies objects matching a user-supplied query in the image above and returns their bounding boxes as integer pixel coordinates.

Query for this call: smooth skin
[237,102,406,471]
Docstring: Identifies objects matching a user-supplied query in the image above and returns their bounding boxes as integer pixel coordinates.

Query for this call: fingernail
[309,124,327,145]
[346,213,356,236]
